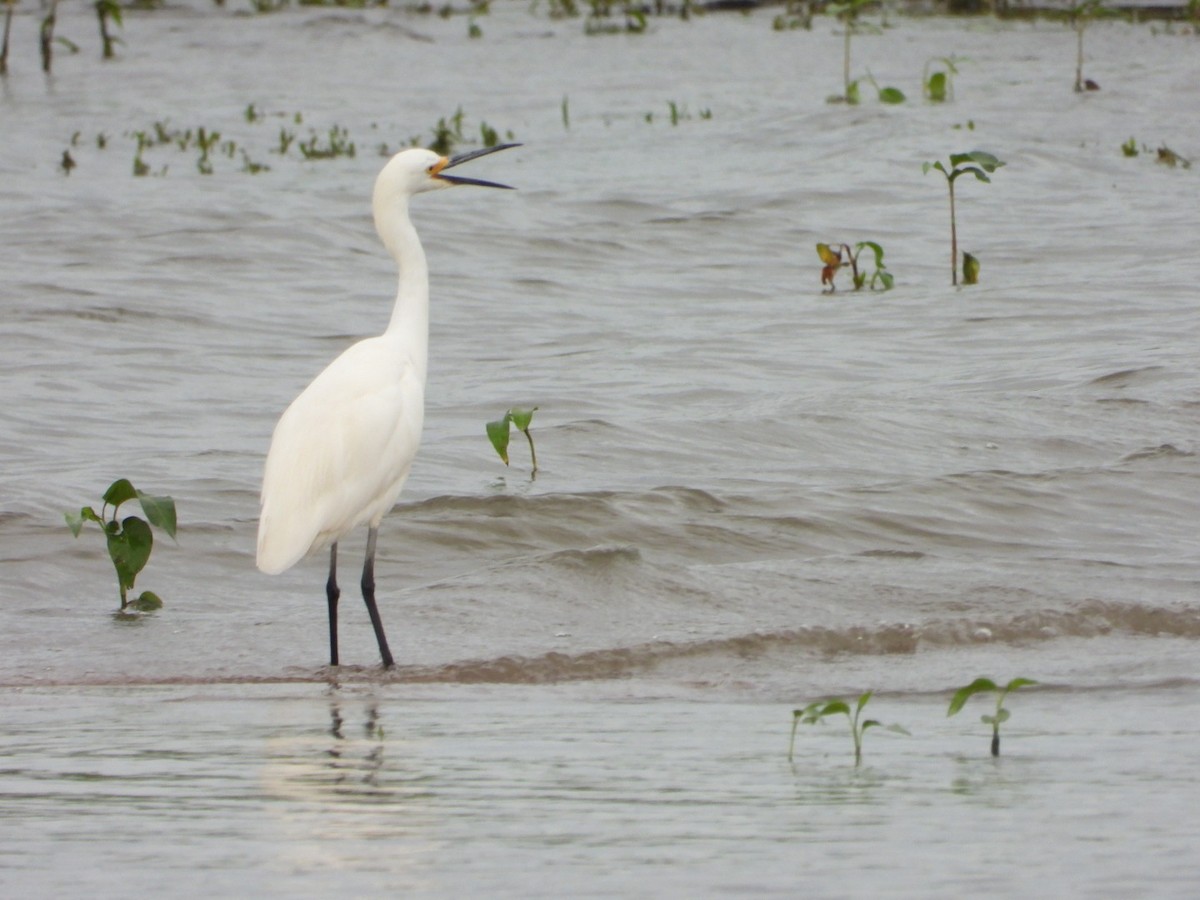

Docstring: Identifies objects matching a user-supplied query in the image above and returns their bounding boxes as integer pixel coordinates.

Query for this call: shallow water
[1,4,1198,895]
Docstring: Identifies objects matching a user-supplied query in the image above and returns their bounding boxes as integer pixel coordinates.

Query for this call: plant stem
[1074,16,1084,92]
[843,19,851,100]
[523,428,538,478]
[991,726,1000,757]
[40,0,60,74]
[1,1,14,75]
[97,2,114,59]
[948,177,958,286]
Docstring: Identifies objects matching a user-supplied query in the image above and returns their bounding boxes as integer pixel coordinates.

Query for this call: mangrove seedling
[1069,0,1116,92]
[789,690,909,766]
[487,406,539,478]
[844,72,905,106]
[66,479,177,612]
[948,676,1037,757]
[922,151,1004,286]
[923,55,963,103]
[1,0,14,76]
[95,0,122,59]
[1121,137,1139,158]
[773,0,813,30]
[40,0,59,73]
[825,0,884,104]
[817,241,893,292]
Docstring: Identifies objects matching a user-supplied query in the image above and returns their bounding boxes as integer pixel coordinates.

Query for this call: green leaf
[885,723,911,736]
[993,708,1011,724]
[486,417,512,465]
[861,718,880,732]
[877,271,894,291]
[820,700,851,718]
[106,515,154,596]
[927,71,947,102]
[981,713,996,725]
[1004,677,1038,693]
[132,591,163,611]
[879,87,906,104]
[947,677,998,716]
[846,80,860,106]
[962,252,980,285]
[509,406,538,433]
[103,478,138,510]
[963,166,992,183]
[966,150,1004,172]
[855,691,873,716]
[136,490,177,539]
[857,241,885,269]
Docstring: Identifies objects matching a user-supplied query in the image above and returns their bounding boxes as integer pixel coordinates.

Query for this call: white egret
[256,143,519,667]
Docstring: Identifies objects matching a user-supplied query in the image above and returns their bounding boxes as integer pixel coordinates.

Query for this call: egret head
[374,144,519,207]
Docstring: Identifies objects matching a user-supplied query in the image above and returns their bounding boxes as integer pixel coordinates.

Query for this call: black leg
[361,526,395,668]
[326,542,340,667]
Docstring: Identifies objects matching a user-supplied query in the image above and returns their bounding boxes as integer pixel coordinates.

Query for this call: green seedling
[923,55,963,103]
[923,151,1004,286]
[789,690,909,766]
[561,95,570,129]
[1121,136,1139,158]
[773,0,813,31]
[583,0,647,35]
[1069,0,1116,92]
[1,0,13,76]
[40,0,59,73]
[487,406,539,478]
[95,0,122,59]
[299,124,355,160]
[817,241,893,292]
[825,0,884,104]
[948,676,1037,757]
[66,479,177,612]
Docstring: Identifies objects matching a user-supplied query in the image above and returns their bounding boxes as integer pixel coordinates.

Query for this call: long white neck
[375,198,429,381]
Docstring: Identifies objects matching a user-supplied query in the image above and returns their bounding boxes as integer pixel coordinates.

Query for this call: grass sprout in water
[66,479,177,613]
[923,150,1004,286]
[948,676,1037,757]
[789,691,909,767]
[487,407,539,479]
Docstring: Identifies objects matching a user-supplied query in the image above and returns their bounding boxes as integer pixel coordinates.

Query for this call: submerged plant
[825,0,890,104]
[948,677,1037,757]
[773,0,813,31]
[487,406,539,478]
[1,0,13,76]
[923,55,963,103]
[1069,0,1116,92]
[66,479,177,612]
[844,71,905,106]
[95,0,123,59]
[789,691,909,766]
[922,150,1004,286]
[817,241,893,292]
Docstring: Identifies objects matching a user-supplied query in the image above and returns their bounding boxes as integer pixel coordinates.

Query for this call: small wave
[1120,444,1193,463]
[1086,366,1165,387]
[412,600,1200,684]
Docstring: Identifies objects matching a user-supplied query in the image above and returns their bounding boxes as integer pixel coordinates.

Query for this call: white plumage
[256,144,518,667]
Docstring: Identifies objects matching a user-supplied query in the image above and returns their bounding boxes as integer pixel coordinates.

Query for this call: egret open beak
[433,143,520,189]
